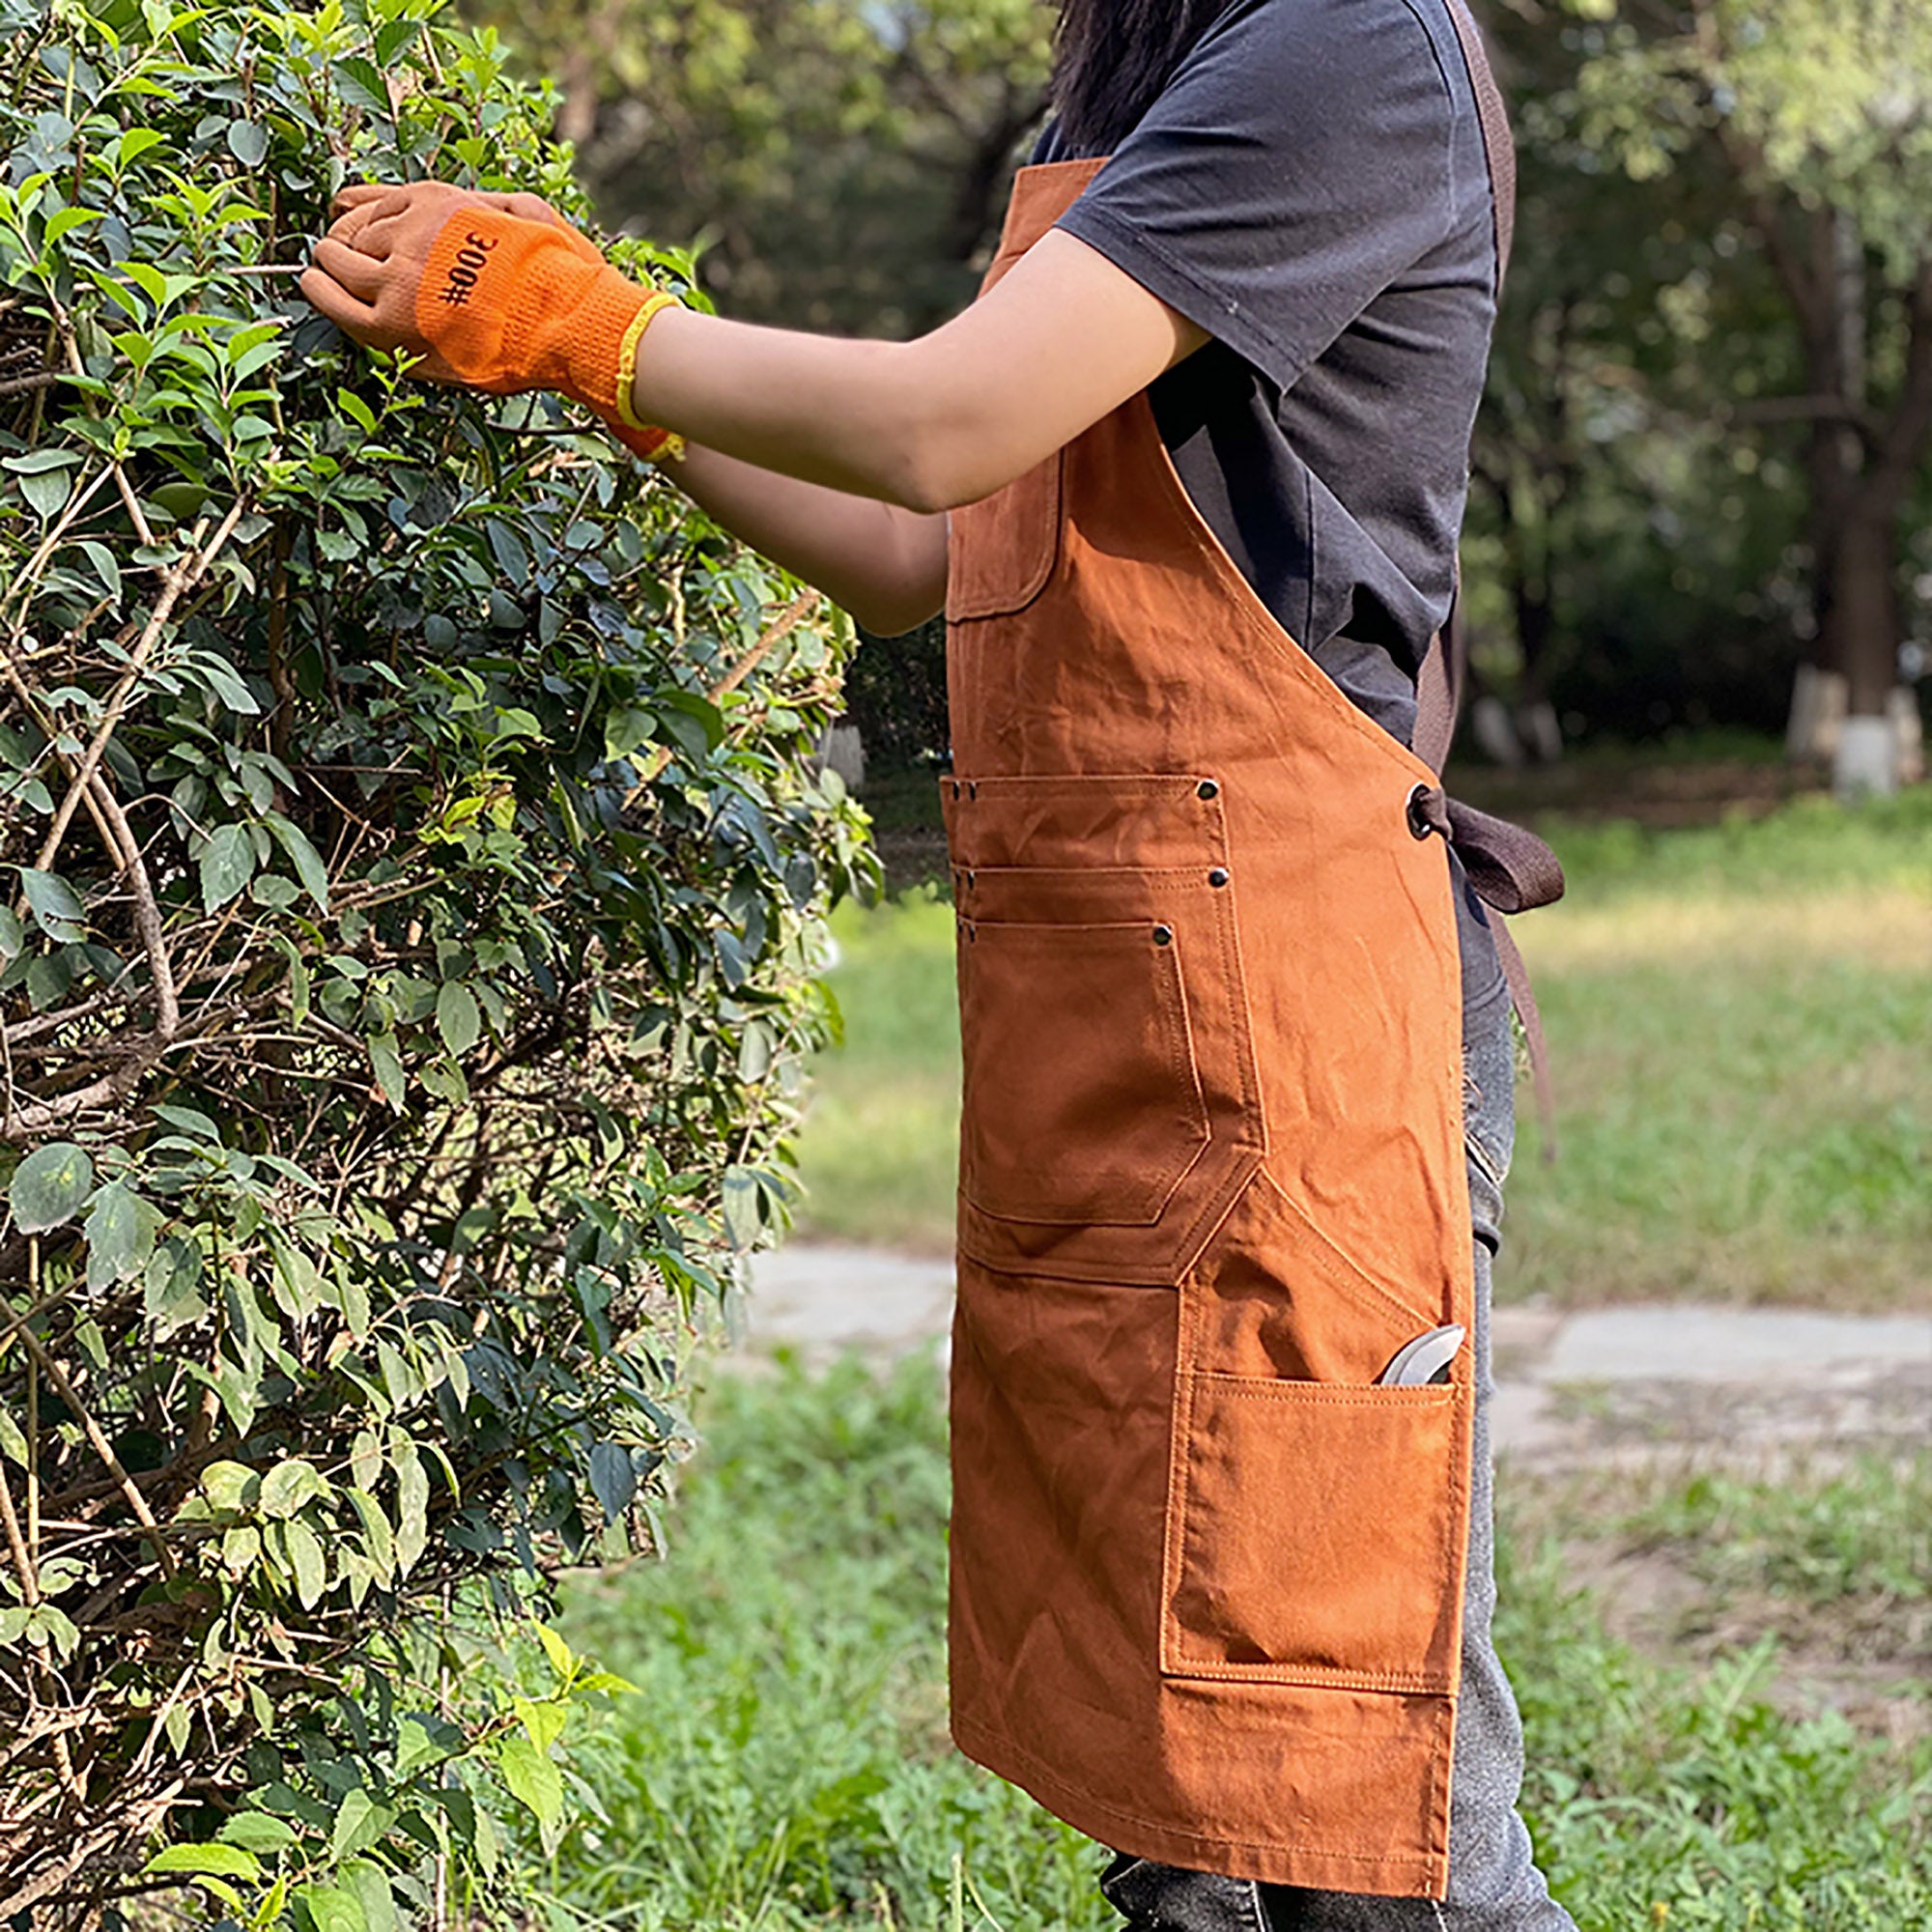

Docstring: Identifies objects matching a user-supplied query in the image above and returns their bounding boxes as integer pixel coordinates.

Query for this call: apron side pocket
[1161,1373,1463,1694]
[946,444,1065,622]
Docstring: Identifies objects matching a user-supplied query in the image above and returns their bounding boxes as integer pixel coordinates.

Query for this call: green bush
[0,0,875,1921]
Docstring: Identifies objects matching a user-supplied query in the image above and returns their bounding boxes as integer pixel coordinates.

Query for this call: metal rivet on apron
[1196,779,1219,800]
[1208,867,1230,888]
[1151,923,1174,946]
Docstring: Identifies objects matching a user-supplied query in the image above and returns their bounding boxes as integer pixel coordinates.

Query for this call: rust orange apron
[942,156,1480,1899]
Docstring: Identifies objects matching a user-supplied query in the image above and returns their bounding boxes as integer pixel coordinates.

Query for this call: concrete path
[740,1243,1932,1461]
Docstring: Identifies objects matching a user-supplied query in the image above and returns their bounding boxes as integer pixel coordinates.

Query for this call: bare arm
[634,226,1209,513]
[627,228,1209,629]
[302,185,1208,634]
[659,443,951,639]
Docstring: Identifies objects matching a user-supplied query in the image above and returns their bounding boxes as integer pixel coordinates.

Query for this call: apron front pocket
[958,917,1210,1227]
[1161,1373,1464,1694]
[947,846,1267,1284]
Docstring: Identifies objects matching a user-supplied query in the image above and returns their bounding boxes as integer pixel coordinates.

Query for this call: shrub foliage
[0,0,873,1919]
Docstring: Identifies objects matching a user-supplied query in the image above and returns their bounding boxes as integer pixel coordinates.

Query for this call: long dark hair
[1049,0,1242,153]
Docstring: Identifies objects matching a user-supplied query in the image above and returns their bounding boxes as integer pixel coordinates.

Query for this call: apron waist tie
[1406,780,1563,1160]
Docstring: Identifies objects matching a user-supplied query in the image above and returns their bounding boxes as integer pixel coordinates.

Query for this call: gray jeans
[1099,978,1577,1931]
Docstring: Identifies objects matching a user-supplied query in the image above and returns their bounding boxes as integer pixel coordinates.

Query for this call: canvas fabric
[942,156,1483,1899]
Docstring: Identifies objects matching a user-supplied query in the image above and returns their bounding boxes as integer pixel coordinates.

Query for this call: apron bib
[942,156,1478,1899]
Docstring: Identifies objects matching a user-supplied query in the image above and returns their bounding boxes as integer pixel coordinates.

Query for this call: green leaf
[144,1842,263,1881]
[200,1460,261,1514]
[341,1861,400,1932]
[1,450,81,475]
[0,1406,27,1467]
[512,1694,567,1753]
[392,1442,429,1576]
[227,119,269,167]
[78,540,122,601]
[120,260,169,311]
[44,207,104,248]
[217,1810,298,1854]
[199,823,256,911]
[260,1458,327,1519]
[333,56,391,116]
[534,1621,576,1681]
[263,811,329,911]
[336,387,378,436]
[604,705,654,761]
[0,905,23,959]
[346,1487,395,1579]
[588,1440,637,1523]
[9,1143,95,1234]
[656,687,726,753]
[496,1733,563,1829]
[83,1179,149,1286]
[18,467,71,520]
[435,980,480,1058]
[17,867,87,943]
[329,1788,392,1862]
[285,1518,327,1609]
[298,1884,368,1932]
[115,128,166,169]
[393,1717,445,1778]
[195,654,261,716]
[367,1032,406,1111]
[721,1163,762,1251]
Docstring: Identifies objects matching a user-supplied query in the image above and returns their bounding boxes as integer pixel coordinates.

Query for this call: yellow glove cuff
[614,289,688,463]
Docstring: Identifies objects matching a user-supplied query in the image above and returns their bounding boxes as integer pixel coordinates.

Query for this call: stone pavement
[739,1243,1932,1461]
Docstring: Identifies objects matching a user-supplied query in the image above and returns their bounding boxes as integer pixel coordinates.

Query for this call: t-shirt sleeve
[1049,0,1464,398]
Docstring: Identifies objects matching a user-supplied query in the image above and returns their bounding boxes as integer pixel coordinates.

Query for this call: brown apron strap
[1443,798,1565,915]
[1443,0,1517,289]
[1416,1,1515,772]
[1411,562,1465,775]
[1411,14,1562,1152]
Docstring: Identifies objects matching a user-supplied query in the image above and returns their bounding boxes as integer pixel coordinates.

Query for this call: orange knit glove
[413,205,685,465]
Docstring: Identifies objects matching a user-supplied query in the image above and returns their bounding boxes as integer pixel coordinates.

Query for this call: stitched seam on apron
[1132,391,1446,793]
[954,1714,1444,1872]
[1253,1165,1443,1336]
[1159,1376,1464,1691]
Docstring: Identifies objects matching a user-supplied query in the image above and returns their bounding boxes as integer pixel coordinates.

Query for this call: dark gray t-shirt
[1030,0,1506,1016]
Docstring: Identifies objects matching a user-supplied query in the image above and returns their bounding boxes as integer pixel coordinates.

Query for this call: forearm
[632,305,949,512]
[662,441,947,639]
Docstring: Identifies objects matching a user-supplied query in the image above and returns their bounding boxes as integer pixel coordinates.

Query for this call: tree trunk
[1819,500,1902,719]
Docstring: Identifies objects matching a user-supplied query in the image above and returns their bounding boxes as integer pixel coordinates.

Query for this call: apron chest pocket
[945,445,1064,622]
[957,917,1211,1227]
[1161,1374,1465,1694]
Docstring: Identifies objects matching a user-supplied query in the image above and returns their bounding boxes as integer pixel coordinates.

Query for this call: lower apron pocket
[1160,1373,1464,1693]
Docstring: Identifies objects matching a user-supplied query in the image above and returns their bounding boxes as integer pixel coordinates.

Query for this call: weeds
[540,1358,1932,1930]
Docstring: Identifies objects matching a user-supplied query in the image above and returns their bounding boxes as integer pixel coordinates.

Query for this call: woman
[301,1,1575,1924]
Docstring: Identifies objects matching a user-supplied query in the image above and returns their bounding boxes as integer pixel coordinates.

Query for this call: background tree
[0,0,873,1922]
[1466,0,1819,758]
[1538,0,1932,790]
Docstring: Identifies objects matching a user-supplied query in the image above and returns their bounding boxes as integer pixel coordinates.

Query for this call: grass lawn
[545,1356,1932,1930]
[792,785,1932,1311]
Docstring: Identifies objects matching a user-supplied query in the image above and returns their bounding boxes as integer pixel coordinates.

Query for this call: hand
[300,180,599,386]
